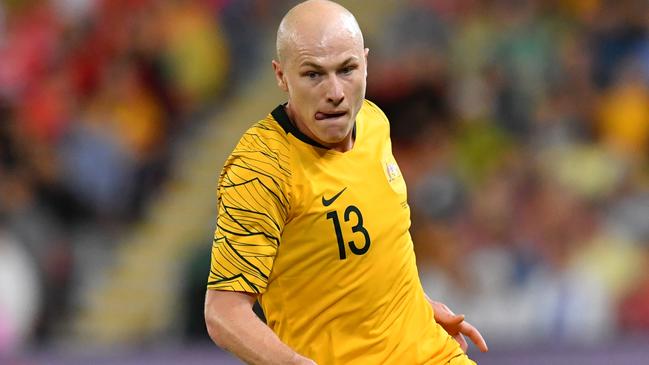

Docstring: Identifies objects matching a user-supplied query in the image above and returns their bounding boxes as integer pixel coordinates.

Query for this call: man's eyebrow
[299,57,360,70]
[340,57,359,66]
[299,61,325,70]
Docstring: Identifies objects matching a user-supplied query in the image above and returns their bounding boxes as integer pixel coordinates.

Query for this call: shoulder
[220,112,292,208]
[226,111,292,176]
[361,99,390,127]
[359,99,391,139]
[234,115,291,158]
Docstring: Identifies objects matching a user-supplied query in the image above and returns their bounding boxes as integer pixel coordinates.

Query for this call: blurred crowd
[0,0,270,353]
[367,0,649,345]
[2,0,649,357]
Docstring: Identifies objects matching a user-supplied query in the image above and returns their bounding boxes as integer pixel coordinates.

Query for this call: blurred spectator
[589,0,647,88]
[0,231,41,355]
[158,0,229,111]
[58,111,137,219]
[596,59,649,160]
[618,241,649,333]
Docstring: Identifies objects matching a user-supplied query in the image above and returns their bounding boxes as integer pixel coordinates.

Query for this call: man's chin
[318,131,352,146]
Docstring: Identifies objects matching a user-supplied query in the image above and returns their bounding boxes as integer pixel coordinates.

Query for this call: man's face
[273,31,368,149]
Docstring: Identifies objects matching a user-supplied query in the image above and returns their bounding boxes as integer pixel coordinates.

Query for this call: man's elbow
[205,305,228,348]
[204,294,231,349]
[205,289,257,350]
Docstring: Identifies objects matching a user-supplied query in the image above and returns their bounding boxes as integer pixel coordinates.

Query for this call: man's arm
[204,289,316,365]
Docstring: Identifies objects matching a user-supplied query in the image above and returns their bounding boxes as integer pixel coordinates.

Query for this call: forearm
[205,290,314,365]
[207,307,305,364]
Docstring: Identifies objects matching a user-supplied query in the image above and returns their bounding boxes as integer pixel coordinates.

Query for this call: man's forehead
[286,29,363,65]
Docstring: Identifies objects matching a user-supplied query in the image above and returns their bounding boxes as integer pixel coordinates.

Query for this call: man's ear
[272,60,289,92]
[364,48,369,78]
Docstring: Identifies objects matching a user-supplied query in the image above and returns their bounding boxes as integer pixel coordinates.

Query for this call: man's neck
[285,104,355,152]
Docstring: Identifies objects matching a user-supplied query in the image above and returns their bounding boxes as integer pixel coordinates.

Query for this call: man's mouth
[315,111,347,120]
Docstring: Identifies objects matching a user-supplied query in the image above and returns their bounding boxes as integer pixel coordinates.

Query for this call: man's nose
[325,76,345,105]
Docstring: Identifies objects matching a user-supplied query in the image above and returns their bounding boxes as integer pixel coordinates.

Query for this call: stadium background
[1,0,648,363]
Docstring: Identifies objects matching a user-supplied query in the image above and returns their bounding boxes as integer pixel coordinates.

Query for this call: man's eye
[341,67,353,75]
[306,72,319,79]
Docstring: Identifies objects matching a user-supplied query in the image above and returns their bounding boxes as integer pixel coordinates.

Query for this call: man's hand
[428,298,488,353]
[291,354,318,365]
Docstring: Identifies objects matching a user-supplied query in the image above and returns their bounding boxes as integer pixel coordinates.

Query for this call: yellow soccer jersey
[207,100,469,364]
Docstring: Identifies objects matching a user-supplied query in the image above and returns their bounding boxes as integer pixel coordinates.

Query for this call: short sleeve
[207,121,291,294]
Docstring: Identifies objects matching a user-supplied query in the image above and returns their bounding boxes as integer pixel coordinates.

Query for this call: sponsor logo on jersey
[385,162,401,182]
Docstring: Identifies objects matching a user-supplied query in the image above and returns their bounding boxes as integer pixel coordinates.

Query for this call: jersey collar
[271,104,356,150]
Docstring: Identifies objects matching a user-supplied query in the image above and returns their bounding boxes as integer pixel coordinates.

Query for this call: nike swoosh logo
[322,187,347,206]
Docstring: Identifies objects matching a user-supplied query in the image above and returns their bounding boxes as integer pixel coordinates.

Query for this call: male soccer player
[204,1,488,364]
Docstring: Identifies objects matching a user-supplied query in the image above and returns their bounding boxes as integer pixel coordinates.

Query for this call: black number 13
[326,205,371,260]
